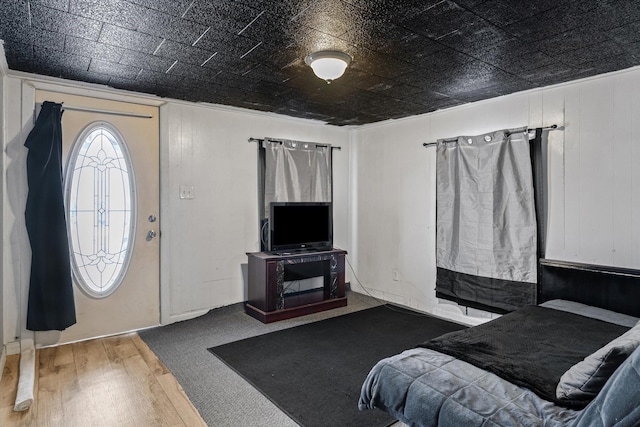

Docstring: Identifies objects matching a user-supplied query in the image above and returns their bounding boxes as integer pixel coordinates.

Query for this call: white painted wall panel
[2,75,351,338]
[0,73,3,349]
[352,67,640,324]
[542,86,567,259]
[159,102,351,324]
[353,95,532,323]
[3,78,34,345]
[631,74,640,266]
[580,79,615,264]
[562,85,582,262]
[612,73,635,267]
[5,66,640,336]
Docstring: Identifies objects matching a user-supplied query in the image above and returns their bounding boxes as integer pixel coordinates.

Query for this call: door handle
[146,230,157,241]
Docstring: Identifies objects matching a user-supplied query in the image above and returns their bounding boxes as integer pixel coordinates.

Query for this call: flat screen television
[269,202,333,252]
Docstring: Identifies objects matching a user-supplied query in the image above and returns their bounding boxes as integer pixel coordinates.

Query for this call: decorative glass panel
[65,123,136,298]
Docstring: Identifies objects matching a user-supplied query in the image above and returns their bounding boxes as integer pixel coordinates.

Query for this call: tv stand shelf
[245,249,347,323]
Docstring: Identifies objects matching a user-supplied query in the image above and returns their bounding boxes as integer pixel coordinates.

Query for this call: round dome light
[305,50,352,83]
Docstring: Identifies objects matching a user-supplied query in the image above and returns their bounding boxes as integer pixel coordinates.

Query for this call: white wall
[0,50,6,353]
[350,66,640,325]
[159,102,351,324]
[2,74,351,345]
[3,78,34,348]
[4,64,640,342]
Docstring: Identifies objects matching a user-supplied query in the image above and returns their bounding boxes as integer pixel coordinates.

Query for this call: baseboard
[5,340,21,355]
[431,305,494,327]
[161,308,210,325]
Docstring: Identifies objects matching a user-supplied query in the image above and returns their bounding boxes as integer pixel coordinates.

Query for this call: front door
[35,90,160,344]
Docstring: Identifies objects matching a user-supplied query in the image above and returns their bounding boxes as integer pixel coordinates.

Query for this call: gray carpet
[139,291,406,426]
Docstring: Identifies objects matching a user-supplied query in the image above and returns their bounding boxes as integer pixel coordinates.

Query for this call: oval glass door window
[65,122,136,298]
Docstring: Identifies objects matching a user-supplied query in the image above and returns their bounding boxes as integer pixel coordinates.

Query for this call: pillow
[556,320,640,402]
[570,346,640,426]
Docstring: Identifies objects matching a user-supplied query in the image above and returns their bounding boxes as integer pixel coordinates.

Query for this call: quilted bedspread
[419,305,628,408]
[358,300,640,427]
[358,347,580,427]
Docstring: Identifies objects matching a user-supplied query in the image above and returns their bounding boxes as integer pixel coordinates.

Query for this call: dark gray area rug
[209,305,466,427]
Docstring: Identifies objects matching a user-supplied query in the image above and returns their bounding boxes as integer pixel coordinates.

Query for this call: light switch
[179,185,194,199]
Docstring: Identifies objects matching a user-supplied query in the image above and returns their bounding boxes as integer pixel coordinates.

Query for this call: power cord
[260,219,269,249]
[344,254,433,317]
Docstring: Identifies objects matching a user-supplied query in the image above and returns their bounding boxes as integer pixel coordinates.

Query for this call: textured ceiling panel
[2,0,640,125]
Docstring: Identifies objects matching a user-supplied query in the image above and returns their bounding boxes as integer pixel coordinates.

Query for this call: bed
[358,259,640,426]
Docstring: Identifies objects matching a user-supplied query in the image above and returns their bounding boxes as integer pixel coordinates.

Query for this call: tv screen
[269,202,333,252]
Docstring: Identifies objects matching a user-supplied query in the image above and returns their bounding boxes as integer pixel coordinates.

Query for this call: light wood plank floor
[0,333,206,427]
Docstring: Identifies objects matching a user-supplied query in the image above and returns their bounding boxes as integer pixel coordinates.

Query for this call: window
[65,123,136,298]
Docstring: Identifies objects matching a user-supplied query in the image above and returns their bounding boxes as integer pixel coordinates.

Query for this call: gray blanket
[572,345,640,426]
[358,347,579,427]
[358,301,640,427]
[420,305,628,408]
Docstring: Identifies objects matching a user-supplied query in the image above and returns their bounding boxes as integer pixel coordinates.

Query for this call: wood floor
[0,333,206,427]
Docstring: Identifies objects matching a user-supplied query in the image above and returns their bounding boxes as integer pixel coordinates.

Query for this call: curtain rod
[422,124,559,148]
[35,103,153,124]
[248,137,341,150]
[61,105,154,119]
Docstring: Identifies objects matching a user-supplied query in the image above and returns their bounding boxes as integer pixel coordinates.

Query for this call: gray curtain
[435,127,537,312]
[263,138,332,218]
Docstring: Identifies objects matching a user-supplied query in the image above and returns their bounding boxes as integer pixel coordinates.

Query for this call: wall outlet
[392,269,399,281]
[179,185,194,199]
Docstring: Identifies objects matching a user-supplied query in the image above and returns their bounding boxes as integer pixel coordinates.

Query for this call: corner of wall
[0,345,5,382]
[346,128,359,283]
[1,42,6,349]
[0,39,8,77]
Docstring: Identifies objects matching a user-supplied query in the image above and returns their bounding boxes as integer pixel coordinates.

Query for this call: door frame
[32,84,164,346]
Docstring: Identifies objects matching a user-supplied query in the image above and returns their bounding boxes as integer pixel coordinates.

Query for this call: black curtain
[25,101,76,331]
[530,128,548,260]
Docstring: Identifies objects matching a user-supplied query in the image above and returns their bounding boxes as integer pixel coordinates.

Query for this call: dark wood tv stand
[245,249,348,323]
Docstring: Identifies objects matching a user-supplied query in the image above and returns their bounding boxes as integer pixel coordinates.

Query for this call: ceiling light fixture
[305,50,352,83]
